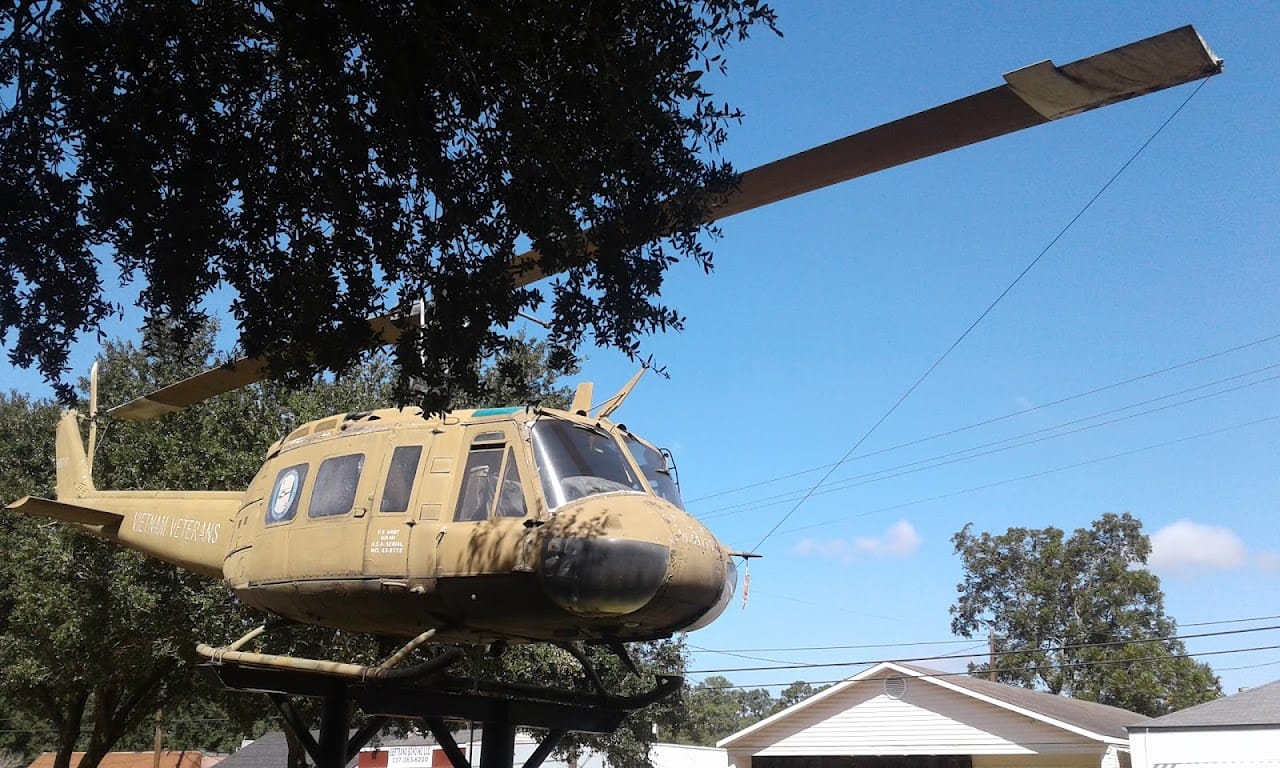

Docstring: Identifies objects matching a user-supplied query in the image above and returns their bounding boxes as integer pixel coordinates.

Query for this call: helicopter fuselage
[24,405,735,645]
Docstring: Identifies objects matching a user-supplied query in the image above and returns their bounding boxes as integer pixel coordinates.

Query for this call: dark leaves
[0,1,777,411]
[949,514,1223,715]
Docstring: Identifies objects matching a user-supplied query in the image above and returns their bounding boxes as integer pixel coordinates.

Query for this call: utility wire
[689,330,1280,505]
[705,364,1280,520]
[747,76,1213,554]
[698,643,1280,691]
[690,614,1280,656]
[689,623,1280,675]
[762,412,1280,542]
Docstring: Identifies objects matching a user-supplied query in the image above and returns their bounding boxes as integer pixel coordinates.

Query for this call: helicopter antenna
[593,364,648,419]
[87,361,99,475]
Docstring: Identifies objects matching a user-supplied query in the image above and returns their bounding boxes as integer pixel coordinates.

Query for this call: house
[718,661,1148,768]
[217,729,725,768]
[27,752,223,768]
[1127,678,1280,768]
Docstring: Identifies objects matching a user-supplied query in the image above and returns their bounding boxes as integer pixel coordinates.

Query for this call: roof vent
[884,676,906,698]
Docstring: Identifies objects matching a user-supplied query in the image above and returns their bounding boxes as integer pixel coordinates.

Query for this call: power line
[689,623,1280,675]
[688,330,1280,505]
[1217,657,1280,672]
[746,77,1212,555]
[697,643,1280,691]
[689,614,1280,656]
[750,412,1280,543]
[703,365,1280,520]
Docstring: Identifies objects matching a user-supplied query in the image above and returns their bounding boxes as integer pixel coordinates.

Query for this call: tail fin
[55,410,95,500]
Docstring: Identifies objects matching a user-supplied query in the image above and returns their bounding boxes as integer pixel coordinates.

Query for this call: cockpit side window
[625,435,684,509]
[455,445,503,522]
[496,447,528,518]
[454,431,528,522]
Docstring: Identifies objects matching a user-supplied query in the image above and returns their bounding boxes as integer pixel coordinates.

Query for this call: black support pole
[478,721,516,768]
[317,693,350,768]
[521,729,566,768]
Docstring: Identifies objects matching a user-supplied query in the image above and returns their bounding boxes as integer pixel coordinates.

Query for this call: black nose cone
[541,536,670,617]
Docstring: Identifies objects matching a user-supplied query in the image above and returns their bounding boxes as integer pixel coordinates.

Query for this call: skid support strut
[209,662,677,768]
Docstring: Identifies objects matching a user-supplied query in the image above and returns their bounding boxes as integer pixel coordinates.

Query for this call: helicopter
[7,26,1220,685]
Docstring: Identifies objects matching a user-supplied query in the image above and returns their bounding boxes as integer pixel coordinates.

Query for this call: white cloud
[1149,520,1247,572]
[794,520,921,563]
[854,520,922,557]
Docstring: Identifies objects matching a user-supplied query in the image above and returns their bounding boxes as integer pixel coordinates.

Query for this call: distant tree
[672,676,773,746]
[950,513,1222,716]
[1,1,779,411]
[487,639,690,768]
[771,681,828,714]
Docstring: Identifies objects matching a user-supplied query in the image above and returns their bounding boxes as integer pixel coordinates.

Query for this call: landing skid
[198,628,682,768]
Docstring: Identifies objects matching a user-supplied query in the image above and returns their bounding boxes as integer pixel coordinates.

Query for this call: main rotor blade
[508,25,1221,288]
[106,311,417,421]
[109,26,1220,420]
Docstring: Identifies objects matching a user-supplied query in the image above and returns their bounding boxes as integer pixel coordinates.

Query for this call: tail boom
[6,409,244,579]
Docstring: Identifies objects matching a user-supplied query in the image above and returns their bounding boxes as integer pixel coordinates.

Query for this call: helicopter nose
[540,535,670,617]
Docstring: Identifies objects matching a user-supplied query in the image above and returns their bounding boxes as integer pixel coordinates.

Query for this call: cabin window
[530,419,643,510]
[380,445,424,513]
[625,435,684,509]
[309,453,365,517]
[266,463,309,524]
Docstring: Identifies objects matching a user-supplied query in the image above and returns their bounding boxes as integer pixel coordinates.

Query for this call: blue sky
[582,0,1280,695]
[6,2,1280,696]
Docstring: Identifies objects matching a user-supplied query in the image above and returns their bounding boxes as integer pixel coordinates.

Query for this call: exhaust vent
[884,676,906,698]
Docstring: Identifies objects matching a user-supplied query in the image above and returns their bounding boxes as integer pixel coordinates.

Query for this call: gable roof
[894,663,1149,739]
[1128,678,1280,729]
[215,733,328,768]
[718,661,1148,748]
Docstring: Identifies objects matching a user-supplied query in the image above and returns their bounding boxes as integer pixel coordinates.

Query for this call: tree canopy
[0,321,400,768]
[1,1,778,409]
[949,513,1222,716]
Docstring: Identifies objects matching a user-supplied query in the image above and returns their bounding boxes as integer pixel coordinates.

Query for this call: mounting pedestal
[210,664,677,768]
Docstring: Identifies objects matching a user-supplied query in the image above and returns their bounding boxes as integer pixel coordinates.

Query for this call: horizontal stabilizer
[7,496,124,528]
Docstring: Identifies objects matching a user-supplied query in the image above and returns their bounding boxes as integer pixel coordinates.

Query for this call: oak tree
[1,1,778,410]
[949,513,1222,716]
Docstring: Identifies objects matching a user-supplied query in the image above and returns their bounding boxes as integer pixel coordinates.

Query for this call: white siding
[729,672,1106,759]
[1129,726,1280,768]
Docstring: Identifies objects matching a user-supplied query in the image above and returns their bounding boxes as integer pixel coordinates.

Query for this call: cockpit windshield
[530,419,644,509]
[624,434,684,509]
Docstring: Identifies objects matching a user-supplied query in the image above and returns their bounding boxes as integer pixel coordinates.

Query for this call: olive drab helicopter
[7,27,1220,688]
